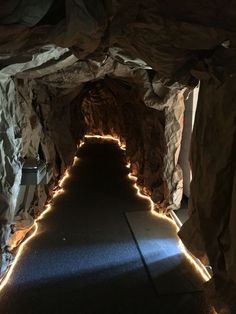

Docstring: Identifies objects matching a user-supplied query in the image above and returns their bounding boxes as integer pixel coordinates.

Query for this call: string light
[84,134,212,282]
[90,134,216,312]
[0,141,84,293]
[0,134,212,300]
[84,134,126,150]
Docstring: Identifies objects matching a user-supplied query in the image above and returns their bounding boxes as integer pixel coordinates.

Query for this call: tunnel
[0,1,236,314]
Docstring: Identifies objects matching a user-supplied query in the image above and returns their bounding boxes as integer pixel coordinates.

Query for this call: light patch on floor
[125,210,204,295]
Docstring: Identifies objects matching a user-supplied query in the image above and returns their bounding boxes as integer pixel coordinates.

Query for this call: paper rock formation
[0,1,236,312]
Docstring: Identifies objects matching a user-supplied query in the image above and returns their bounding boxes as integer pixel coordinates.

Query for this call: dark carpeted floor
[0,140,210,314]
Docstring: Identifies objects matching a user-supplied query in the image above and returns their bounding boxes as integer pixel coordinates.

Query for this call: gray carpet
[125,211,202,294]
[0,140,210,314]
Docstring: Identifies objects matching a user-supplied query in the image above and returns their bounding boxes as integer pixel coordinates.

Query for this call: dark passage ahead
[0,140,209,314]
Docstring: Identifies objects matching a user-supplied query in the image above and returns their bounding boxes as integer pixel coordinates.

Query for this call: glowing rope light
[0,135,212,299]
[130,164,211,281]
[0,140,84,293]
[83,134,212,283]
[129,171,211,281]
[84,134,126,150]
[58,169,70,188]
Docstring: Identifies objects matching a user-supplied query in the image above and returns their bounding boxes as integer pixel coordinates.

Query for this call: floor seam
[123,211,159,298]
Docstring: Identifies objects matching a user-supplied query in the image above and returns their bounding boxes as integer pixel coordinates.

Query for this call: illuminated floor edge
[0,137,214,314]
[0,135,210,287]
[0,151,80,292]
[0,141,166,313]
[84,135,211,282]
[125,210,203,294]
[0,134,211,308]
[169,210,212,278]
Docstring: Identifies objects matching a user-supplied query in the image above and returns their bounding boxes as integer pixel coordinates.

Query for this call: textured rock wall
[0,75,22,274]
[30,83,83,175]
[179,76,236,313]
[1,1,236,310]
[37,57,185,210]
[0,48,69,274]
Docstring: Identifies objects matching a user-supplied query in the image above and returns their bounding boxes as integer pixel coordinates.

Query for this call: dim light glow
[84,134,126,150]
[73,156,80,166]
[58,169,70,187]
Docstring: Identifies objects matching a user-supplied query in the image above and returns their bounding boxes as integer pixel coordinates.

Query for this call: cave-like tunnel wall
[1,1,236,312]
[0,57,185,278]
[33,57,185,210]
